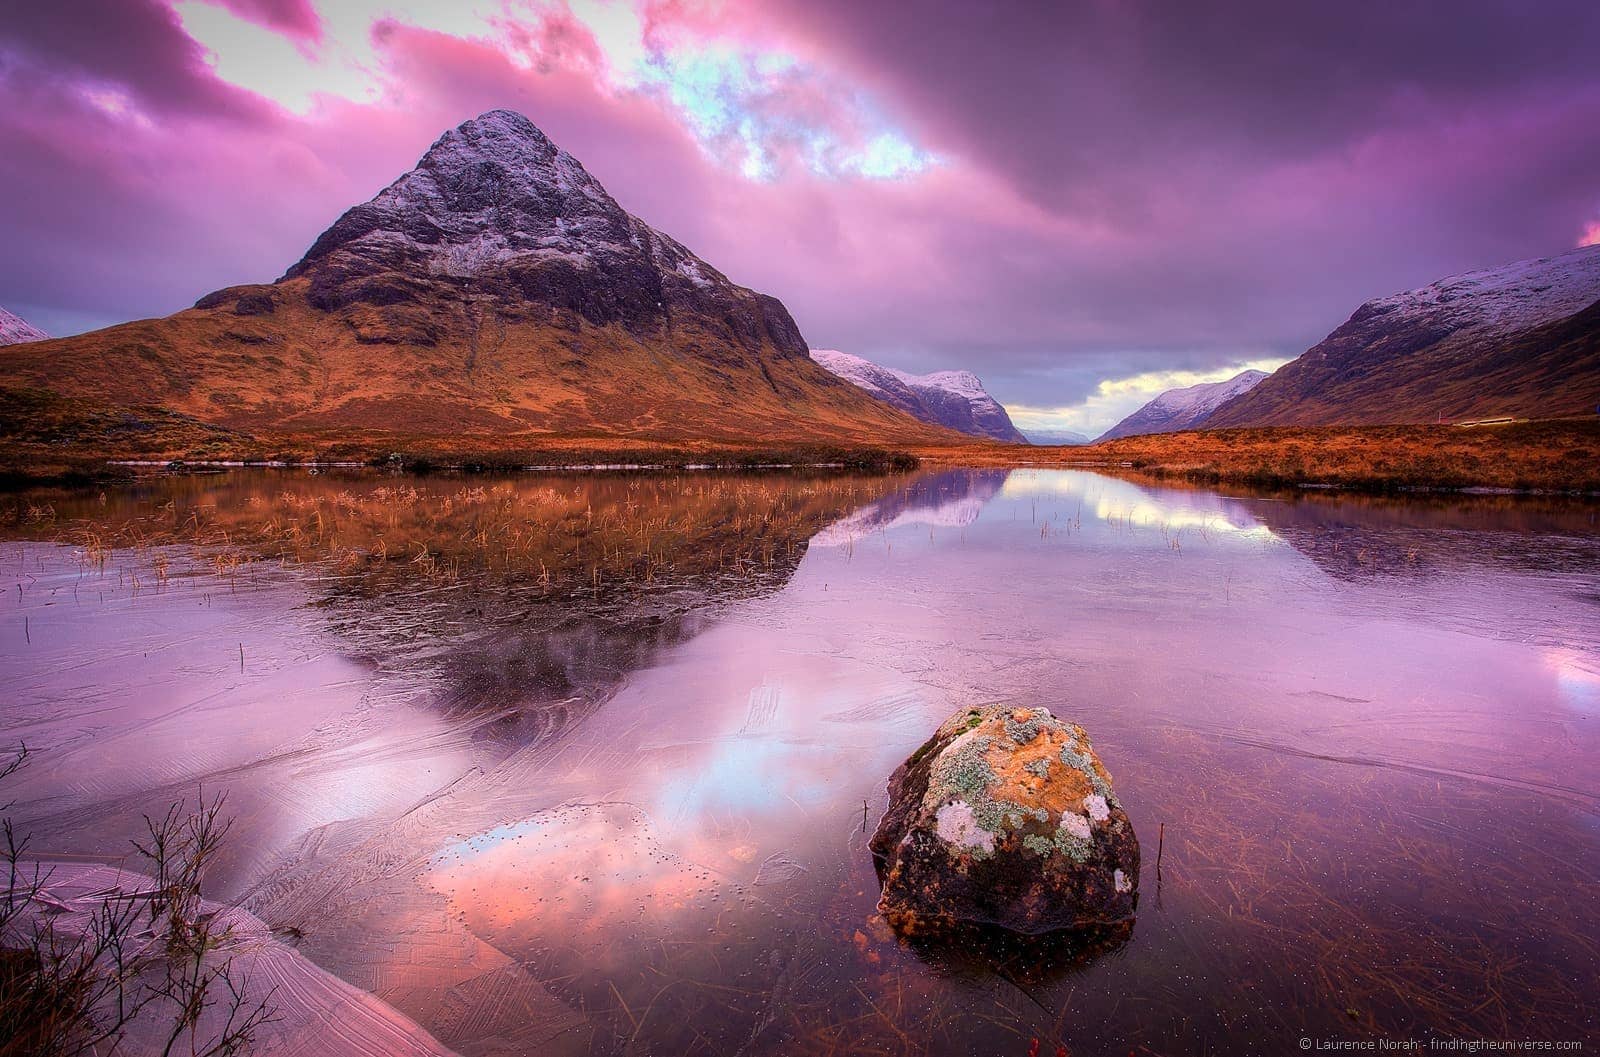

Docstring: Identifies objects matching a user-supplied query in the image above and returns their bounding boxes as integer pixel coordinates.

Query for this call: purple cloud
[206,0,322,42]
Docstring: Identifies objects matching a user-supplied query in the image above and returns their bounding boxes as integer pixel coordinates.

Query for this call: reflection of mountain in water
[1244,492,1600,582]
[811,469,1010,545]
[3,469,917,751]
[333,600,725,748]
[410,470,1016,741]
[1000,469,1600,584]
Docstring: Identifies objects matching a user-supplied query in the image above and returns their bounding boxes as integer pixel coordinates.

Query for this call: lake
[2,468,1597,1055]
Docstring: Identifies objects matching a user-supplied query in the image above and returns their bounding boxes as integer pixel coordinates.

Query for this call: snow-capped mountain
[1097,369,1269,440]
[0,306,46,345]
[1207,244,1600,427]
[1,111,948,447]
[810,349,1027,443]
[282,109,748,328]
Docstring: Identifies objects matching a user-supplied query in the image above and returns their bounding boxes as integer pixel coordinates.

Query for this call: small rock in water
[870,705,1139,936]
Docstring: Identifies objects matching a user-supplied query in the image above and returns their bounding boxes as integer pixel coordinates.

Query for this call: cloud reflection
[999,470,1277,539]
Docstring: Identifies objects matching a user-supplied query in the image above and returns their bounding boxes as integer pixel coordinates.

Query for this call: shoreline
[4,406,1597,496]
[914,417,1600,496]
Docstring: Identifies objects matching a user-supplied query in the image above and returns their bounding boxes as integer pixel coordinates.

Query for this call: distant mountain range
[1208,245,1600,428]
[1020,428,1092,446]
[1097,369,1269,440]
[809,349,1027,442]
[0,307,46,345]
[0,110,954,450]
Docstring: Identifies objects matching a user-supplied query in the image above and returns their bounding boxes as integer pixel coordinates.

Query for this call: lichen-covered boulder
[870,705,1139,936]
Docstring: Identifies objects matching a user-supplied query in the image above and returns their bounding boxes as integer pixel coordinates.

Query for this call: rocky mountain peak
[10,109,948,451]
[399,108,618,237]
[284,109,649,284]
[266,109,800,356]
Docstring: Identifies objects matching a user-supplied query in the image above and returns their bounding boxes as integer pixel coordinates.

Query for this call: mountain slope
[809,349,1026,442]
[0,306,46,345]
[1207,246,1600,428]
[1097,369,1269,440]
[0,110,954,449]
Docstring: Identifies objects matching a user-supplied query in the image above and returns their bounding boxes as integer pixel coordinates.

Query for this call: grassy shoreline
[4,380,1597,494]
[916,418,1600,495]
[0,385,922,486]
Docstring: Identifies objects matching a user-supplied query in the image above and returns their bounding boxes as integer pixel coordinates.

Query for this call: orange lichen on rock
[980,718,1091,816]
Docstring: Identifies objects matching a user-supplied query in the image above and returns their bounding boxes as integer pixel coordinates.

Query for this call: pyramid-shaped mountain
[1,110,950,450]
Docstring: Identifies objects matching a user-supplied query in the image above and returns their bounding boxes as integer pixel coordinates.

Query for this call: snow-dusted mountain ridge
[1098,369,1269,440]
[810,349,1027,443]
[276,108,807,358]
[1207,244,1600,427]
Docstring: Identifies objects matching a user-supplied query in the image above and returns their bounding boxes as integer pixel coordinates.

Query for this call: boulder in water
[870,705,1139,936]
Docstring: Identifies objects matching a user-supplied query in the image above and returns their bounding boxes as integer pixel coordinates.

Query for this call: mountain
[0,307,46,345]
[809,349,1026,442]
[0,110,952,450]
[1207,245,1600,428]
[1097,369,1269,440]
[1021,427,1092,446]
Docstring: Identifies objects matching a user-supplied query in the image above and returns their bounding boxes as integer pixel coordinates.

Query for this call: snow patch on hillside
[1357,244,1600,335]
[0,306,47,345]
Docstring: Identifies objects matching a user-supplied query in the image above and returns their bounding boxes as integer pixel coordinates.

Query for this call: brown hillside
[0,278,946,447]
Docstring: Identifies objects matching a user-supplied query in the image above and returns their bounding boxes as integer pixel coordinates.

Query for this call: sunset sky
[3,1,1599,433]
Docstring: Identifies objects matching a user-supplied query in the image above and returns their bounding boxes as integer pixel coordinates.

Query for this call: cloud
[204,0,322,41]
[0,0,273,119]
[1007,358,1291,438]
[628,40,933,181]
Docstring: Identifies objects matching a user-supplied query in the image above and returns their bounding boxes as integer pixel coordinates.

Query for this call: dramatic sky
[3,1,1599,434]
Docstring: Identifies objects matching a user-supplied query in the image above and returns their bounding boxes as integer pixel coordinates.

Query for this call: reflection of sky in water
[423,631,938,947]
[1548,648,1600,711]
[427,804,718,943]
[654,732,836,824]
[998,469,1277,539]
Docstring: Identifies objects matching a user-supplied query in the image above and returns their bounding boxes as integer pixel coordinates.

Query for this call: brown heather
[914,418,1600,493]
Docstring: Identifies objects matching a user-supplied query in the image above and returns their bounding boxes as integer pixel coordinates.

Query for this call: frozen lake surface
[2,468,1597,1055]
